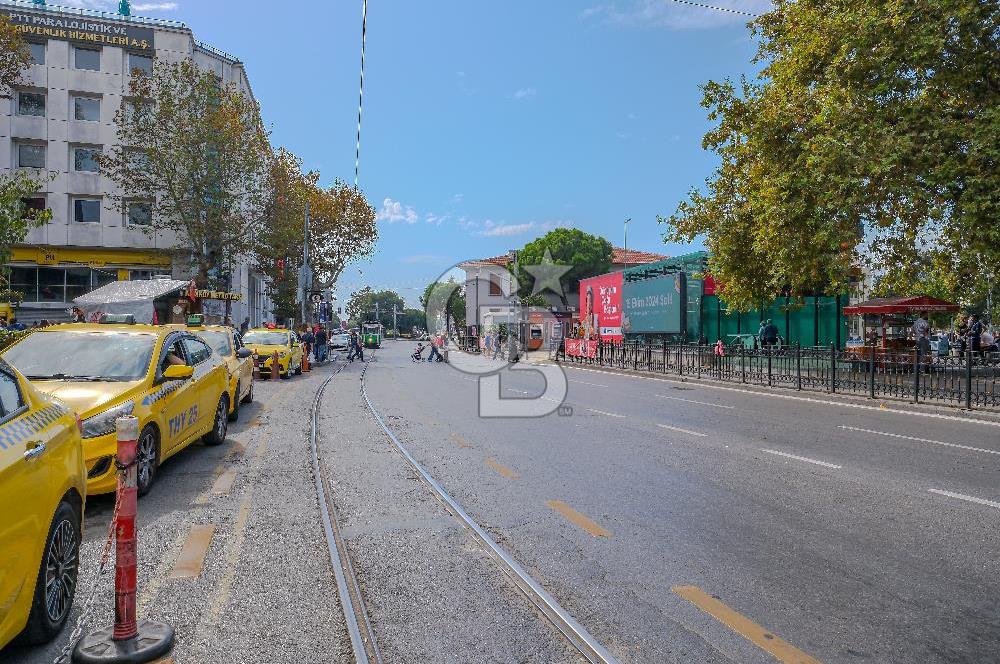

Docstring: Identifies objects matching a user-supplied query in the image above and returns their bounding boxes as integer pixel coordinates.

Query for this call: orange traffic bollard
[271,351,280,380]
[302,350,310,373]
[72,416,174,663]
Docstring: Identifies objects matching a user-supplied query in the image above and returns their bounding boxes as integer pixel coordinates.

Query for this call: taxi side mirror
[236,348,253,359]
[162,365,193,381]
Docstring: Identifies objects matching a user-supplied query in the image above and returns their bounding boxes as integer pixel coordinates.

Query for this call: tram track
[311,351,620,663]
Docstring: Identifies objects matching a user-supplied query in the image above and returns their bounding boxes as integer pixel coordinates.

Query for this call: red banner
[579,272,623,341]
[565,339,598,358]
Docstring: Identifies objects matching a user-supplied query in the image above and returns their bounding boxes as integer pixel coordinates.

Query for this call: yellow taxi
[175,316,254,422]
[3,317,230,497]
[242,328,304,379]
[0,358,85,650]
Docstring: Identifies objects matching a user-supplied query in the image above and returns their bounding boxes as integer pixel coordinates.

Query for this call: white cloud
[134,2,179,10]
[513,87,537,100]
[582,0,772,30]
[477,219,573,237]
[376,197,419,224]
[425,213,448,226]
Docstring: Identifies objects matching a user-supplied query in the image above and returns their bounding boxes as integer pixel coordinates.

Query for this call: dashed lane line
[570,379,608,388]
[761,449,842,469]
[486,457,520,480]
[169,524,216,579]
[928,489,1000,510]
[546,500,611,538]
[548,363,1000,428]
[672,585,823,664]
[587,409,625,418]
[658,424,708,438]
[838,426,1000,455]
[655,394,735,410]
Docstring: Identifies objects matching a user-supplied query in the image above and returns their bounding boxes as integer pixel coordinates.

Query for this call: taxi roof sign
[186,314,205,327]
[100,313,136,325]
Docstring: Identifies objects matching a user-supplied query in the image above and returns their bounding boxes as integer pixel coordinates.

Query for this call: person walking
[428,334,443,362]
[761,319,779,349]
[492,332,502,361]
[913,311,931,360]
[483,331,492,356]
[315,327,328,363]
[300,326,315,361]
[966,313,984,357]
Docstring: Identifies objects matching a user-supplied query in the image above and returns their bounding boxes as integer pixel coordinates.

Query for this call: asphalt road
[5,342,998,663]
[357,341,999,663]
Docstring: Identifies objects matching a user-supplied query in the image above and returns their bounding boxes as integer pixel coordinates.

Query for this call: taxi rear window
[4,331,155,382]
[243,331,288,346]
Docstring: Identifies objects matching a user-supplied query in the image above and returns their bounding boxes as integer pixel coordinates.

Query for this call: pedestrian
[913,311,931,359]
[301,326,314,360]
[492,332,502,361]
[314,327,328,363]
[761,319,779,349]
[483,331,492,356]
[240,316,250,336]
[966,314,984,356]
[346,332,358,362]
[428,334,443,362]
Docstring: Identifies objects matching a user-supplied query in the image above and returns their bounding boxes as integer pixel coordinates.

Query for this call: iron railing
[558,341,1000,411]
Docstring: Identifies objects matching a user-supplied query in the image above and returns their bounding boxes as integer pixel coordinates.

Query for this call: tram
[363,322,384,348]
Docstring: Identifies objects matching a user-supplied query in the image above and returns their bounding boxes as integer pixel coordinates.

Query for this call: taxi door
[182,336,219,439]
[0,371,49,640]
[155,334,201,455]
[233,333,252,400]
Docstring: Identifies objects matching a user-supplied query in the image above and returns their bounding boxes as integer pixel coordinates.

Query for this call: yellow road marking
[450,433,474,449]
[485,457,519,479]
[546,500,611,538]
[672,585,822,664]
[210,469,238,495]
[169,524,216,579]
[203,494,253,627]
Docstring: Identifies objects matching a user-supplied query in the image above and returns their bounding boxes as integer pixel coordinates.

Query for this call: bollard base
[72,620,174,664]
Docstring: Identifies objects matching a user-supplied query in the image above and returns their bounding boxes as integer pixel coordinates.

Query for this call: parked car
[329,332,351,350]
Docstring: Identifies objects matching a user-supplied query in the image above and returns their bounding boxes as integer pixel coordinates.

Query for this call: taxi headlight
[81,400,135,439]
[279,351,288,358]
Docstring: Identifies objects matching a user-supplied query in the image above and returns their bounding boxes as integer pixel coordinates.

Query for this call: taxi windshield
[4,331,155,381]
[195,330,232,357]
[243,331,288,346]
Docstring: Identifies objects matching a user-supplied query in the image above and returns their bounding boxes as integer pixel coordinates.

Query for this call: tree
[0,15,49,298]
[346,288,405,327]
[514,228,613,307]
[0,14,29,96]
[0,171,52,296]
[100,59,271,289]
[252,149,377,322]
[421,278,466,333]
[663,0,1000,312]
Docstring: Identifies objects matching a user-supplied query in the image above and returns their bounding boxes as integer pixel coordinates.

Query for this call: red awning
[842,295,960,316]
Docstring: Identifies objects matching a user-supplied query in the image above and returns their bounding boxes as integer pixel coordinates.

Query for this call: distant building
[460,246,668,330]
[0,0,271,324]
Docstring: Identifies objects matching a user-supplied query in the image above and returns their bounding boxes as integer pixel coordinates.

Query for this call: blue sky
[63,0,772,305]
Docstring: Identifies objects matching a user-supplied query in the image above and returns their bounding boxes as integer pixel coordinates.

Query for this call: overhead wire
[667,0,763,19]
[355,0,368,188]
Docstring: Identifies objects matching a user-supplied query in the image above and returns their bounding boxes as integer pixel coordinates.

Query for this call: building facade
[0,0,272,325]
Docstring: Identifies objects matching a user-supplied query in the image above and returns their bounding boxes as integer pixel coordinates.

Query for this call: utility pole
[299,202,311,325]
[623,217,631,270]
[392,303,398,339]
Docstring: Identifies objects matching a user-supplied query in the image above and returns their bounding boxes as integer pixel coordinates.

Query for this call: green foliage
[663,0,1000,312]
[421,278,466,332]
[346,288,405,328]
[100,59,270,287]
[515,228,613,306]
[0,329,30,353]
[0,170,53,284]
[0,14,29,95]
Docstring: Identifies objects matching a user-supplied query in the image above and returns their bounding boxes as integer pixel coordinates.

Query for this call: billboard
[623,273,685,334]
[579,272,623,341]
[1,8,155,53]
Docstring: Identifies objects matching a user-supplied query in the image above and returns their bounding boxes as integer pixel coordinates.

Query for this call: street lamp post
[623,217,631,270]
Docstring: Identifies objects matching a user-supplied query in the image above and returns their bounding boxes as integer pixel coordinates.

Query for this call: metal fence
[558,341,1000,411]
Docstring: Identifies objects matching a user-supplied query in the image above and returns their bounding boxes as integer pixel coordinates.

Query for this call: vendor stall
[842,295,960,359]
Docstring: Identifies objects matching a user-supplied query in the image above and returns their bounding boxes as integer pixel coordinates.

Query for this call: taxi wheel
[22,501,80,644]
[204,394,229,446]
[137,425,160,497]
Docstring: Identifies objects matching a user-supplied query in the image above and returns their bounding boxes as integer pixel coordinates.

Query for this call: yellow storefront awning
[11,246,172,268]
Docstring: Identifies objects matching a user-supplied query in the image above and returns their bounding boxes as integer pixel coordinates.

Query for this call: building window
[73,95,101,121]
[17,143,45,169]
[65,268,92,301]
[21,196,46,219]
[17,91,45,116]
[10,266,39,303]
[73,147,101,173]
[73,198,101,223]
[39,267,65,302]
[129,53,152,75]
[128,150,152,173]
[488,276,502,296]
[126,201,152,227]
[28,42,45,65]
[74,47,101,71]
